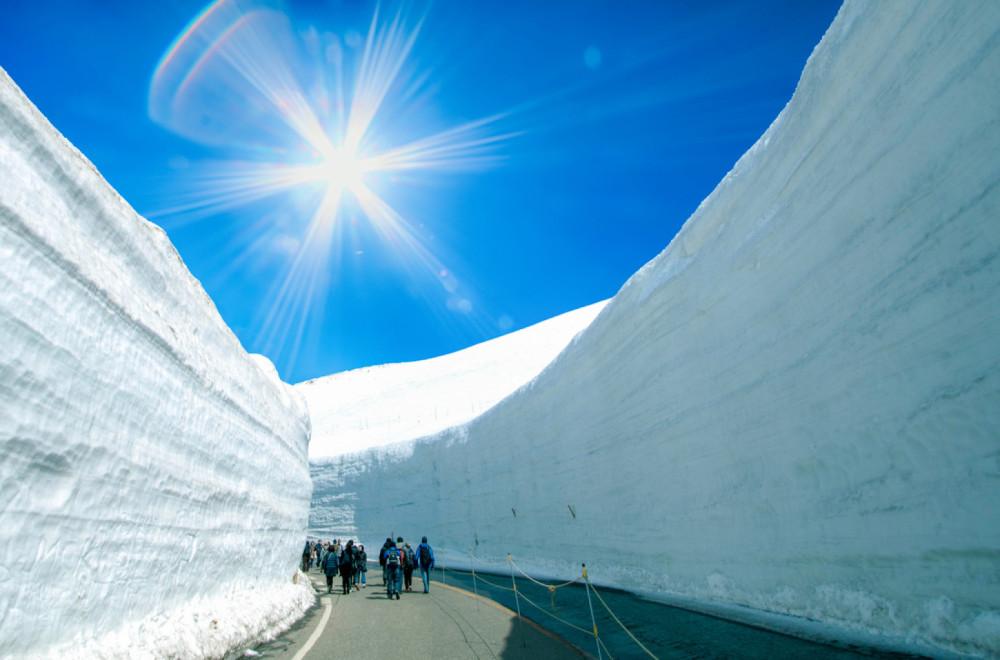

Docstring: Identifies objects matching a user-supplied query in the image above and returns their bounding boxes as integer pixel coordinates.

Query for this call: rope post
[469,550,481,612]
[508,554,523,620]
[510,554,526,649]
[583,564,603,660]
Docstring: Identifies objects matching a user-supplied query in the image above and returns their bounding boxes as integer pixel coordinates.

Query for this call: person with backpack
[327,541,339,579]
[402,541,417,591]
[415,536,435,593]
[322,545,338,593]
[379,537,394,586]
[339,540,356,595]
[384,540,402,599]
[301,540,311,573]
[317,541,329,572]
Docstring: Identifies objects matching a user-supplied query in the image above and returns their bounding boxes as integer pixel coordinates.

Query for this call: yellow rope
[513,584,595,635]
[584,573,659,660]
[467,550,511,568]
[448,550,653,660]
[507,558,586,613]
[465,571,517,592]
[509,557,585,589]
[597,635,615,660]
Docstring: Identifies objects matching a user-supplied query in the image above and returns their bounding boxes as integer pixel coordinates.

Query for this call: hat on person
[422,536,428,543]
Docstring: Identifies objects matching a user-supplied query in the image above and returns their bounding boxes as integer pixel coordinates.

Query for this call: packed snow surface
[0,67,314,658]
[309,2,1000,658]
[296,300,607,459]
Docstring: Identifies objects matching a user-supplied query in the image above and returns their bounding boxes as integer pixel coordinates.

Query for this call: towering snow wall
[0,67,313,658]
[296,300,608,462]
[309,2,1000,657]
[299,301,606,535]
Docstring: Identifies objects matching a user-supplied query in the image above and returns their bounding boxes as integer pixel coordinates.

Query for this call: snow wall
[297,300,608,462]
[0,67,314,659]
[309,2,1000,657]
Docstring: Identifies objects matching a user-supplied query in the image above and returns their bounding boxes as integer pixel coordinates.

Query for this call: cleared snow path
[249,567,587,659]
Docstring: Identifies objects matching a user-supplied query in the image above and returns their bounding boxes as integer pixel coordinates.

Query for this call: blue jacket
[415,542,435,569]
[384,546,402,570]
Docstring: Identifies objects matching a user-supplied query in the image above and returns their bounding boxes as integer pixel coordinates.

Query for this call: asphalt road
[250,564,931,660]
[249,567,588,659]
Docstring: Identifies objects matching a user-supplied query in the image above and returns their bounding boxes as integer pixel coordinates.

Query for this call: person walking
[384,541,402,600]
[379,537,394,586]
[339,540,355,595]
[393,537,405,596]
[351,543,362,591]
[358,545,368,588]
[402,541,416,592]
[301,540,311,573]
[415,536,435,593]
[322,545,338,593]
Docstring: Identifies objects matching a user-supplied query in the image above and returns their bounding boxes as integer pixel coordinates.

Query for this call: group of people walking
[302,539,369,594]
[378,536,435,599]
[302,535,435,600]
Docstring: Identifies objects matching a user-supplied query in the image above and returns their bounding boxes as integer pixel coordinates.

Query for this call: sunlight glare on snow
[147,0,513,372]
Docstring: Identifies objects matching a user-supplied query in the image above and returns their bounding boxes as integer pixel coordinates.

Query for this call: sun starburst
[148,0,515,373]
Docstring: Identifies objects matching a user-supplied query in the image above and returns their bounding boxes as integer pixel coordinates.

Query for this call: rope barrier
[466,552,482,613]
[465,571,516,592]
[598,635,615,660]
[466,551,511,568]
[584,569,659,660]
[511,582,595,635]
[509,554,527,649]
[508,557,584,613]
[583,565,603,660]
[509,557,585,589]
[446,549,657,660]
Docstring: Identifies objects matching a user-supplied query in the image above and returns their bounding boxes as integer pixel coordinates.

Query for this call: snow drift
[0,67,313,658]
[307,2,1000,657]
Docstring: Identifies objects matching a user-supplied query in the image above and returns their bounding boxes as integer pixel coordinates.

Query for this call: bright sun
[316,148,366,193]
[147,0,512,371]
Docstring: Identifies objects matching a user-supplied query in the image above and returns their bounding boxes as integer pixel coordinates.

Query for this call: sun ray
[149,0,517,374]
[345,8,425,153]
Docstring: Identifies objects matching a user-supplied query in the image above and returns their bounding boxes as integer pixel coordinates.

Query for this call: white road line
[291,582,332,660]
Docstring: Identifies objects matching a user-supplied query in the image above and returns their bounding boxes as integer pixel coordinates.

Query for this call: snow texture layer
[309,2,1000,657]
[296,300,607,460]
[0,67,313,659]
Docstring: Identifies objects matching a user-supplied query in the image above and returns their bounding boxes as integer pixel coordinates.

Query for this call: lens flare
[148,0,514,373]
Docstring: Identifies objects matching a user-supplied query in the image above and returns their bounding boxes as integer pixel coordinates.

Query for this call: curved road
[250,569,587,659]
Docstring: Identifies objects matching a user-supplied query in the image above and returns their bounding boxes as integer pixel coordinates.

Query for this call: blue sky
[1,0,840,384]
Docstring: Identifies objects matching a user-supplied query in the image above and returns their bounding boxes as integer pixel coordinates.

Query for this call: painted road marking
[291,581,332,660]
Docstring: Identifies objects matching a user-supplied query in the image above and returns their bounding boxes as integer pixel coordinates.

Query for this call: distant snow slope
[308,2,1000,657]
[296,300,607,459]
[0,67,313,658]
